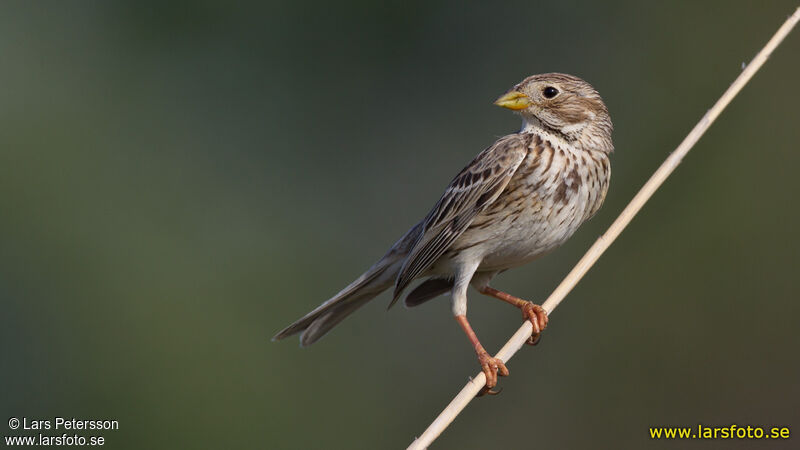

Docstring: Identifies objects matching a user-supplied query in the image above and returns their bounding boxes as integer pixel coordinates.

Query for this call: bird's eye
[543,86,559,99]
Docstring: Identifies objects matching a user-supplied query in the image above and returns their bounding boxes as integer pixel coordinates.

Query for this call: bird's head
[495,73,613,153]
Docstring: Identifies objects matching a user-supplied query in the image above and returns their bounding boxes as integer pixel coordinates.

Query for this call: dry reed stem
[408,7,800,449]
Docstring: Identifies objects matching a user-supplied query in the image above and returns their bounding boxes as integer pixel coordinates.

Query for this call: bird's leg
[455,315,508,396]
[478,286,548,345]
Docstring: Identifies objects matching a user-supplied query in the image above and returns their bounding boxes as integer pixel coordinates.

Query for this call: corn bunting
[274,73,613,393]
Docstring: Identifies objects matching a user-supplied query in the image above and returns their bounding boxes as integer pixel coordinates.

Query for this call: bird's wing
[390,134,530,306]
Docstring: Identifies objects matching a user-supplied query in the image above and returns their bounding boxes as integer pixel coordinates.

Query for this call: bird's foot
[520,302,548,345]
[476,349,508,396]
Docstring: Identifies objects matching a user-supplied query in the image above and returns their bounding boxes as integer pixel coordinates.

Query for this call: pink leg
[478,286,549,345]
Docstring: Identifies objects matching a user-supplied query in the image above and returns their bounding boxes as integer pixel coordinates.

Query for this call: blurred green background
[2,1,799,449]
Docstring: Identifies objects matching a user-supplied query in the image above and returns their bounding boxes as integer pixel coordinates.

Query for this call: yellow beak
[494,91,531,110]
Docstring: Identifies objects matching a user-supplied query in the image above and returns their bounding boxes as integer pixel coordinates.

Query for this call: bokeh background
[2,1,799,449]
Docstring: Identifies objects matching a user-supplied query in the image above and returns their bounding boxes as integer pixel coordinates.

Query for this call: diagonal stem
[407,7,800,450]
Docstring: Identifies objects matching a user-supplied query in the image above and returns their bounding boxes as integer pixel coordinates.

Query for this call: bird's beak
[494,91,531,110]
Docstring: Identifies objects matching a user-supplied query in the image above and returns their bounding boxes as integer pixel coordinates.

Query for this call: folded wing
[390,134,529,306]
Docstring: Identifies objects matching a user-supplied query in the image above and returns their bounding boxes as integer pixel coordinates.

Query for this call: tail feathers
[272,256,397,346]
[297,295,374,346]
[404,278,453,307]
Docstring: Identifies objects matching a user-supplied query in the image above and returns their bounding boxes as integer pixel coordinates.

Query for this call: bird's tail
[273,222,423,346]
[271,252,402,346]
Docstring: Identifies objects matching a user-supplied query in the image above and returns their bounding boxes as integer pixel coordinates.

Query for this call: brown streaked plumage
[273,73,613,393]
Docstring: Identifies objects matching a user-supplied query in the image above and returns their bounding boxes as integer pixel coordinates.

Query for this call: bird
[273,73,613,393]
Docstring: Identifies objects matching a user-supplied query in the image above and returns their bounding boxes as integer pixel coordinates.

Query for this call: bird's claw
[477,386,504,397]
[521,302,548,345]
[476,349,508,395]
